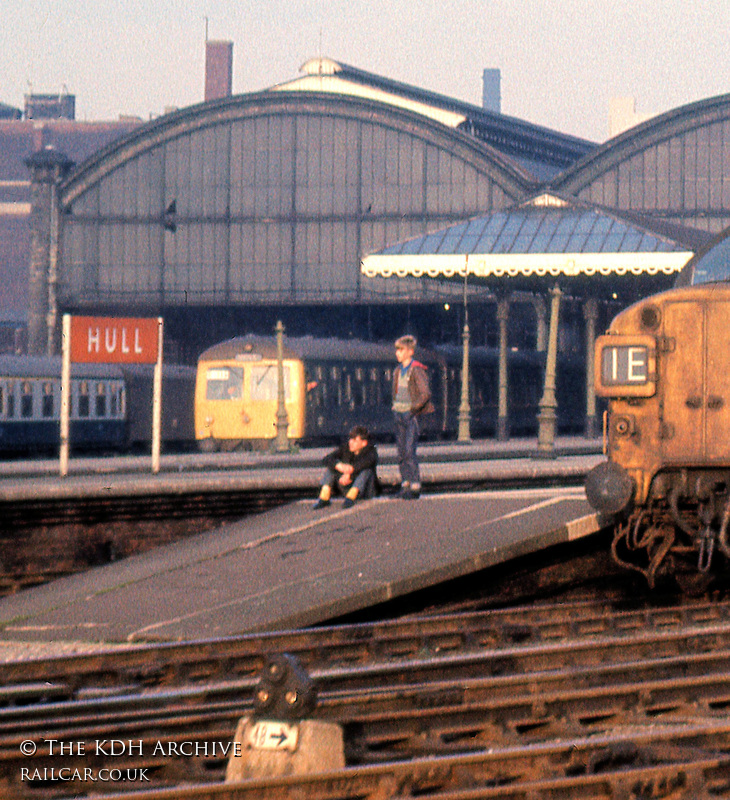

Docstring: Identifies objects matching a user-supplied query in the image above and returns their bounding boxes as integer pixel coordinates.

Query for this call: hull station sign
[60,314,164,476]
[70,316,160,365]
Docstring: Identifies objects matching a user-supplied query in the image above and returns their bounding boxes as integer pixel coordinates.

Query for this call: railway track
[3,595,730,798]
[2,592,727,692]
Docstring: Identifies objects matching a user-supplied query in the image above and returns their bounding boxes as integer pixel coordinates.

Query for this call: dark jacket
[323,441,379,479]
[392,360,435,416]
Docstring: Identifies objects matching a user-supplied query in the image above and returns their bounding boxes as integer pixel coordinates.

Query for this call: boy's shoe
[342,498,355,509]
[312,498,330,510]
[400,487,420,500]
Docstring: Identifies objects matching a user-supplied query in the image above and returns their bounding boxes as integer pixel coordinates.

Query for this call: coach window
[307,367,324,409]
[384,368,393,402]
[78,381,90,418]
[317,366,326,406]
[6,381,15,418]
[318,367,328,406]
[343,371,352,409]
[367,369,375,404]
[110,383,121,417]
[21,381,33,418]
[96,383,107,417]
[448,367,460,409]
[42,381,54,418]
[354,367,365,407]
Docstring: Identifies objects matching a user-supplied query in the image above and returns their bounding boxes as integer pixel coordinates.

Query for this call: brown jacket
[392,360,435,416]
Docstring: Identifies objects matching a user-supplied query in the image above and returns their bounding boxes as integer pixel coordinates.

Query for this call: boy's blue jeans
[321,467,375,497]
[394,411,420,486]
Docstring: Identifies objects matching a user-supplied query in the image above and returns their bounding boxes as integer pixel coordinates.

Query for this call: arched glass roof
[550,93,730,234]
[57,91,533,309]
[378,193,687,258]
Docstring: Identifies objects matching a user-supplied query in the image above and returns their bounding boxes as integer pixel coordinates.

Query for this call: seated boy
[313,425,379,509]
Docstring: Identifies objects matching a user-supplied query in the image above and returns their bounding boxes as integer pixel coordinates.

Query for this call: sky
[2,0,730,143]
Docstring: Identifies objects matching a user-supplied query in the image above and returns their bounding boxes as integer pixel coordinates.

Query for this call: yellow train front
[195,337,307,450]
[586,282,730,588]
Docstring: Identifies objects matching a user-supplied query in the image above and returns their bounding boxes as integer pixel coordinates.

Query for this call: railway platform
[0,435,607,644]
[0,435,602,503]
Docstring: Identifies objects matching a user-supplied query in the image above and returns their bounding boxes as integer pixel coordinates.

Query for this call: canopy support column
[496,296,510,441]
[457,264,471,442]
[532,295,547,351]
[537,284,562,458]
[275,320,290,452]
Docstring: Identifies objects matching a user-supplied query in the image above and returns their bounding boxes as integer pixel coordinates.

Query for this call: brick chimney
[482,68,501,114]
[205,40,233,102]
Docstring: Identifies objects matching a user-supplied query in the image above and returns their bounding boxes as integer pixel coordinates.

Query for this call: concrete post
[457,319,471,442]
[583,297,599,438]
[25,147,74,355]
[274,320,290,452]
[457,265,471,442]
[496,297,510,441]
[537,285,562,458]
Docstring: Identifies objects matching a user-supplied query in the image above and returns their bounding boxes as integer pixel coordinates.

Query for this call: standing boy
[313,425,379,509]
[392,335,434,499]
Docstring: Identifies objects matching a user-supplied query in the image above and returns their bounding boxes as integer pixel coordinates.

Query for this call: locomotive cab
[586,284,730,587]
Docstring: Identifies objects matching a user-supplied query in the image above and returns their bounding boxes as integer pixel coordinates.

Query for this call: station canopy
[362,192,708,298]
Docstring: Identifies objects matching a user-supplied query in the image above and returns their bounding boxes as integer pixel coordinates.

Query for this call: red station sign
[69,316,160,364]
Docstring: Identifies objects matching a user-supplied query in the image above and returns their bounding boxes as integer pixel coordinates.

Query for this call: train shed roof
[274,58,596,181]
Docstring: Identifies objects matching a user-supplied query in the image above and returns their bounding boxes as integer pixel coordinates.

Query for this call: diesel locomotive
[586,231,730,589]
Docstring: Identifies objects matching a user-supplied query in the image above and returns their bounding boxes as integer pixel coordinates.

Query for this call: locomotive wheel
[198,437,219,453]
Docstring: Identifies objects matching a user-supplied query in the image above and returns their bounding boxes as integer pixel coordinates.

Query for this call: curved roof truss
[553,93,730,191]
[61,90,534,206]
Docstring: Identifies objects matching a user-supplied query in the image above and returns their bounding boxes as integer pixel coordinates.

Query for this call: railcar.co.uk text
[19,738,240,783]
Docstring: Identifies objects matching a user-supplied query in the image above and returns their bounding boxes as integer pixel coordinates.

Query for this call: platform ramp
[0,488,599,643]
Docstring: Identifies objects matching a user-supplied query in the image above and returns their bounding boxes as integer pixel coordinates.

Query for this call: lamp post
[457,258,471,442]
[274,320,289,452]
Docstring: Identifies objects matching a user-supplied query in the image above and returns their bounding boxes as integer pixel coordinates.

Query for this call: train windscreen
[250,365,291,401]
[206,367,243,400]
